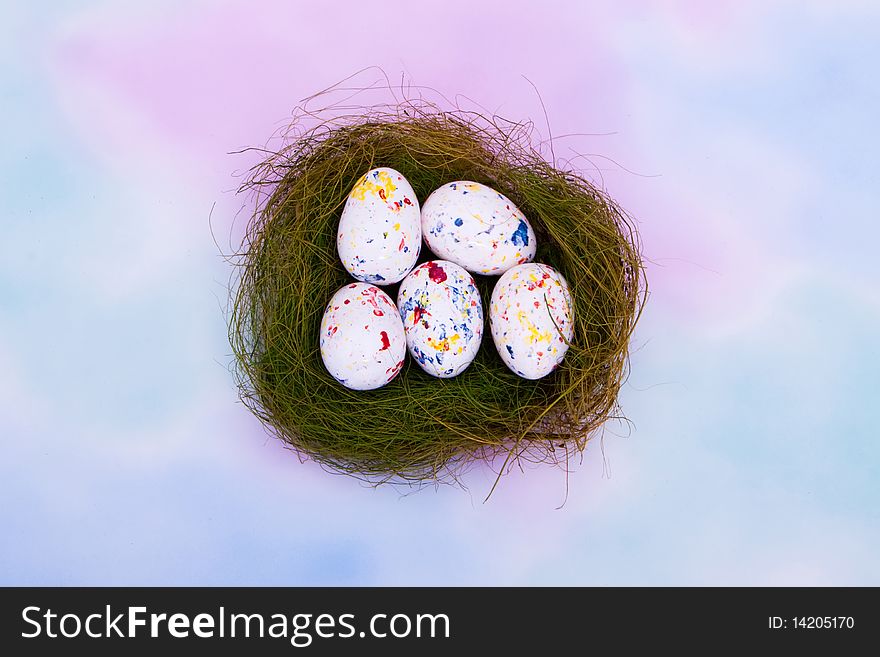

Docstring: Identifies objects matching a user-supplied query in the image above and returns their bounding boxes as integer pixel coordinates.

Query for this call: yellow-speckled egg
[489,263,573,379]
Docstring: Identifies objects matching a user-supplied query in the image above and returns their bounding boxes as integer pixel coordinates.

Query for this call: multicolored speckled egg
[337,167,421,284]
[489,263,574,379]
[320,283,406,390]
[397,260,484,378]
[421,181,537,275]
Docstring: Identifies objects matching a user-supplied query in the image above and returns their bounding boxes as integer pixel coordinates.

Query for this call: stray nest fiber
[229,98,645,488]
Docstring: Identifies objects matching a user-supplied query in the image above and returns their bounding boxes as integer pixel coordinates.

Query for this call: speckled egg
[337,167,421,284]
[421,181,537,275]
[489,263,574,380]
[320,282,406,390]
[397,260,484,378]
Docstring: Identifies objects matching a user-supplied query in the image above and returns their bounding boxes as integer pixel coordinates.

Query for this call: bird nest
[229,98,645,489]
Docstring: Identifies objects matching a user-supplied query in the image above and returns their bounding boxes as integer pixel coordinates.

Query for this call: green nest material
[229,102,645,487]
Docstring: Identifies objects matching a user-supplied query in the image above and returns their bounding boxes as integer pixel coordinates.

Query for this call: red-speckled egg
[320,283,406,390]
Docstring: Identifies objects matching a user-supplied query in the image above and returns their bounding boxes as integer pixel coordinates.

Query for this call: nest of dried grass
[229,96,645,490]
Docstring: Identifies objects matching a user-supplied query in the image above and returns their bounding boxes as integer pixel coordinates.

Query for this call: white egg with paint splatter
[421,181,537,275]
[397,260,484,378]
[489,263,573,380]
[337,167,421,284]
[320,282,406,390]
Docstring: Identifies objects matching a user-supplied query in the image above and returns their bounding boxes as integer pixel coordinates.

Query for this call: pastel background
[2,0,878,585]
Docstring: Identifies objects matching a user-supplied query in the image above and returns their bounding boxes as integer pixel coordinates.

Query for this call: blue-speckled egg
[397,260,483,378]
[420,181,536,275]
